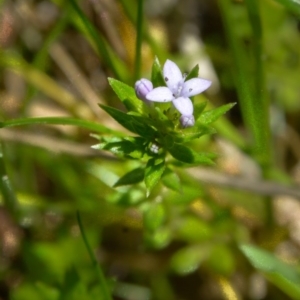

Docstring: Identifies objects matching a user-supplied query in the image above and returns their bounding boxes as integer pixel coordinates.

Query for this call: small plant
[93,57,235,197]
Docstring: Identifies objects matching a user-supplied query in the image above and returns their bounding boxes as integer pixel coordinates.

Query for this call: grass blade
[218,0,271,167]
[68,0,128,81]
[134,0,144,80]
[76,211,112,300]
[0,51,87,118]
[273,0,300,16]
[119,0,168,62]
[0,117,124,135]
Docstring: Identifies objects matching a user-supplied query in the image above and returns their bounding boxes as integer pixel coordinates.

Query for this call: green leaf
[151,56,166,87]
[194,101,207,120]
[162,168,181,192]
[60,267,87,300]
[170,245,211,275]
[168,144,215,165]
[177,217,213,243]
[108,78,145,113]
[240,244,300,298]
[145,227,172,249]
[114,167,145,187]
[92,138,146,159]
[173,124,216,143]
[144,202,166,231]
[197,103,236,125]
[185,64,199,81]
[99,104,157,137]
[272,0,300,16]
[206,245,235,276]
[145,158,165,197]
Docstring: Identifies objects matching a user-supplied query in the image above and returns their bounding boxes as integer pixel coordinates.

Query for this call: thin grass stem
[76,211,112,300]
[0,143,19,217]
[134,0,144,80]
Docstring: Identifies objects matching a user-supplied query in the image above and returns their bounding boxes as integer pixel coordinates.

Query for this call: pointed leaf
[185,64,199,81]
[168,144,215,165]
[100,104,156,137]
[173,124,216,143]
[151,56,166,87]
[108,78,145,113]
[93,138,145,159]
[145,158,165,197]
[198,103,236,125]
[114,167,145,187]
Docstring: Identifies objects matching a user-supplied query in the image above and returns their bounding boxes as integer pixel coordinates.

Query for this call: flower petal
[146,87,174,102]
[172,97,193,116]
[135,78,153,101]
[180,115,195,128]
[163,60,183,93]
[182,78,212,97]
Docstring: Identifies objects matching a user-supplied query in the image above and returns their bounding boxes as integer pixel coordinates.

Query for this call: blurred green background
[1,0,300,299]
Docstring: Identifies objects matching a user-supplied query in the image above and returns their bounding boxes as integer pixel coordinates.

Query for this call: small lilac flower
[146,59,211,127]
[135,78,153,102]
[180,115,195,128]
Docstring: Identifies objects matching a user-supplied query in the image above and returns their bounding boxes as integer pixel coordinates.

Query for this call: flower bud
[135,78,153,101]
[180,115,195,128]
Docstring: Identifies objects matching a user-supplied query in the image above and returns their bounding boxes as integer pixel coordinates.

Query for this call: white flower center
[173,79,185,98]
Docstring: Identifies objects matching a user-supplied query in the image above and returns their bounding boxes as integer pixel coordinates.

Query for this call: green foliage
[273,0,300,15]
[1,0,300,299]
[113,167,145,187]
[206,244,235,276]
[168,144,215,165]
[197,103,236,125]
[161,168,181,192]
[240,244,300,298]
[68,0,128,80]
[170,245,210,275]
[151,57,166,87]
[145,158,166,196]
[143,202,166,231]
[98,58,230,196]
[108,78,145,113]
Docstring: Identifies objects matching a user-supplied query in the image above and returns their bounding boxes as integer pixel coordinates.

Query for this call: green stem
[244,0,274,226]
[0,143,19,217]
[76,211,112,300]
[69,0,121,79]
[134,0,144,80]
